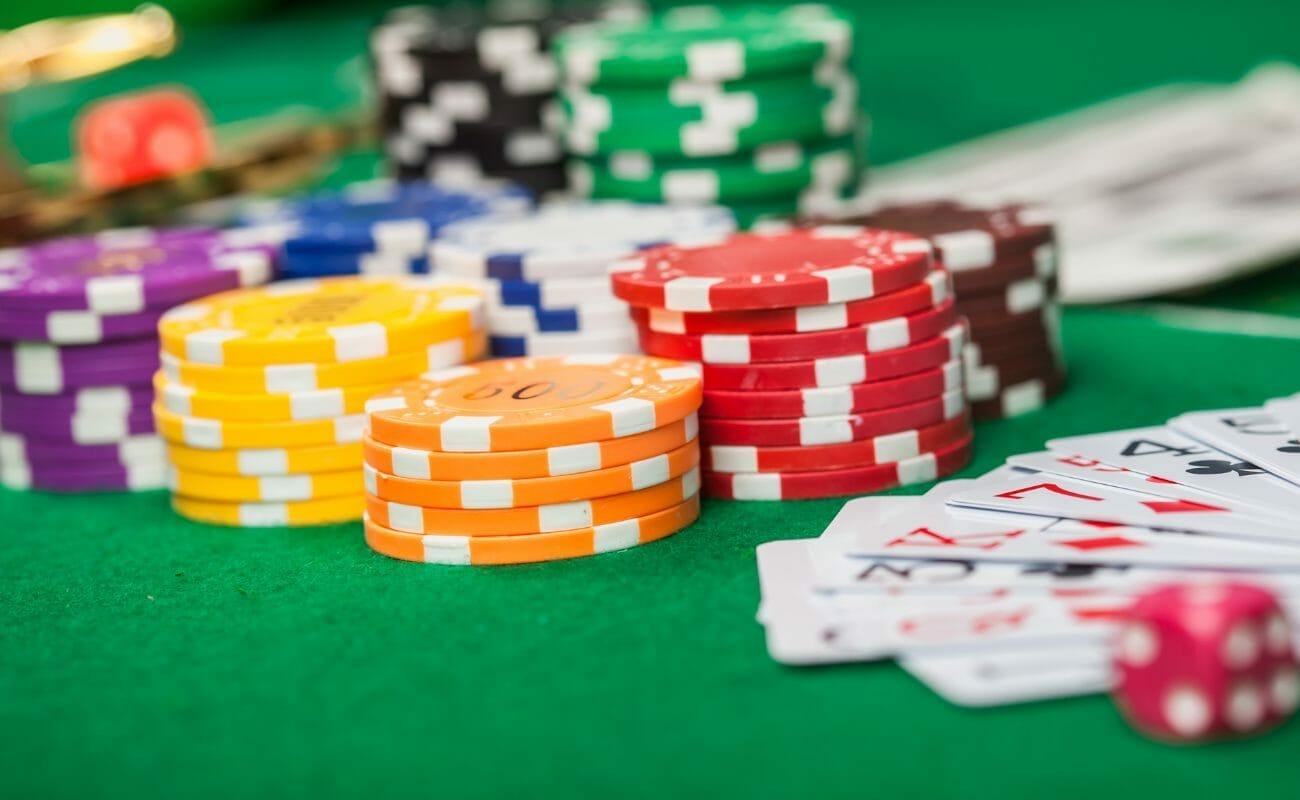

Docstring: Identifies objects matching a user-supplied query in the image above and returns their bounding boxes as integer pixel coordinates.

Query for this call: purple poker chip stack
[0,226,277,492]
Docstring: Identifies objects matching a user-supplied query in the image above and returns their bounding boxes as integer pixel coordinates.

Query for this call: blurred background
[7,0,1300,166]
[4,0,1300,306]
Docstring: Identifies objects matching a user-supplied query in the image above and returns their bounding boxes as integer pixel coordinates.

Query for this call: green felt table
[5,3,1300,798]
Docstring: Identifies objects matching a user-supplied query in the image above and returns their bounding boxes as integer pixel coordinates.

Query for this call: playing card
[947,466,1300,545]
[899,600,1300,708]
[857,66,1300,303]
[899,641,1113,707]
[1171,408,1300,487]
[825,485,1300,569]
[1006,450,1298,526]
[1045,425,1300,518]
[756,537,1117,665]
[1265,395,1300,439]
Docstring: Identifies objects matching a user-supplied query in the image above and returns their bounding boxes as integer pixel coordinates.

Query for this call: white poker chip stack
[429,200,736,356]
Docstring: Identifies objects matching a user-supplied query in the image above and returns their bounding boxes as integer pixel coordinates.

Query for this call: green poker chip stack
[553,4,866,227]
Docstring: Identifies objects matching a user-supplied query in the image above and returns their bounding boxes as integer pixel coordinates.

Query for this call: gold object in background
[0,5,177,93]
[0,109,374,245]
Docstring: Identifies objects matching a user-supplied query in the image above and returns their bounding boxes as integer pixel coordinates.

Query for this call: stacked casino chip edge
[0,228,276,493]
[152,275,487,527]
[611,225,973,501]
[361,354,702,566]
[846,201,1065,420]
[555,4,866,229]
[428,200,735,356]
[247,179,532,280]
[370,1,645,197]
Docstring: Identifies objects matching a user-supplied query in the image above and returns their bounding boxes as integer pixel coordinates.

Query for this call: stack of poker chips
[429,200,735,356]
[0,228,276,492]
[555,4,865,228]
[844,201,1064,420]
[361,354,702,566]
[610,225,972,501]
[370,1,645,197]
[243,180,532,280]
[153,275,487,527]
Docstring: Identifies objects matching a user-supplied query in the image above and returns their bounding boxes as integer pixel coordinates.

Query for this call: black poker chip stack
[370,0,644,196]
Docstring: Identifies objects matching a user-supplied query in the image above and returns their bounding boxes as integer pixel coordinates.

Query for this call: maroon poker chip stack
[0,227,276,492]
[840,201,1064,420]
[609,225,973,501]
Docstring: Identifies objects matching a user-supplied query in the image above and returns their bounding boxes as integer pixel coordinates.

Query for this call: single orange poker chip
[364,439,699,508]
[364,354,703,452]
[364,466,700,535]
[360,414,699,480]
[363,493,701,565]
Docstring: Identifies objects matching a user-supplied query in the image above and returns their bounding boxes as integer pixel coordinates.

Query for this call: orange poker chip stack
[361,353,704,565]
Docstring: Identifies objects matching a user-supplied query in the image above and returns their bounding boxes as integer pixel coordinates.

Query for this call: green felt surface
[5,3,1300,798]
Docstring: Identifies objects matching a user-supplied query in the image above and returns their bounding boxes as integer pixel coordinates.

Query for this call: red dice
[1112,581,1298,742]
[76,88,213,190]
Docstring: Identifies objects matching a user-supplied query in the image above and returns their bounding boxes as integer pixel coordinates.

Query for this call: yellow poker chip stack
[153,275,488,527]
[361,354,705,566]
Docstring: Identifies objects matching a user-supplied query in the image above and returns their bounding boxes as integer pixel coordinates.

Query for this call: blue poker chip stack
[245,179,533,280]
[429,200,736,356]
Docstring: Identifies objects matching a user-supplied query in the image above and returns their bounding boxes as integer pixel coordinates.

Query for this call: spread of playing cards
[758,397,1300,741]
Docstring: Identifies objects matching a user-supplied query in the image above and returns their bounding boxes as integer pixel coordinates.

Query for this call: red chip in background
[76,88,213,190]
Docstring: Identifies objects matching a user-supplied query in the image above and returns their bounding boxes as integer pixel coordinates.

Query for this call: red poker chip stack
[610,225,973,501]
[841,201,1064,420]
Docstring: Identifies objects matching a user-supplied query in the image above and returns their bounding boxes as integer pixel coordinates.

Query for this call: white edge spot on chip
[240,502,290,527]
[798,415,852,446]
[85,275,146,314]
[548,442,601,475]
[730,473,782,500]
[265,363,320,393]
[438,415,501,452]
[365,396,409,414]
[237,448,289,476]
[391,446,432,479]
[182,416,223,449]
[538,500,592,532]
[658,364,702,382]
[663,276,724,312]
[811,265,874,304]
[933,230,995,271]
[387,502,424,533]
[873,429,920,463]
[700,335,751,363]
[421,535,473,565]
[707,446,757,473]
[591,397,656,438]
[423,364,480,383]
[186,329,245,365]
[291,389,345,420]
[330,322,389,362]
[795,303,847,332]
[813,354,866,386]
[260,474,313,502]
[460,480,514,509]
[629,454,670,489]
[334,415,368,443]
[896,452,939,484]
[592,517,641,553]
